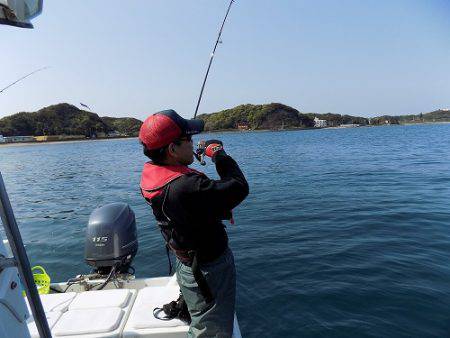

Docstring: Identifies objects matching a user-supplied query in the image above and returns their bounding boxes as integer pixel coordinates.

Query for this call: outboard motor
[84,203,138,275]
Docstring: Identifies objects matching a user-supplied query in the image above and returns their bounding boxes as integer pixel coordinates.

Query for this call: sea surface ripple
[1,124,450,337]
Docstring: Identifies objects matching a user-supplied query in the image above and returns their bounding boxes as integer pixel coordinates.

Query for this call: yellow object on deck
[32,265,50,294]
[23,266,51,296]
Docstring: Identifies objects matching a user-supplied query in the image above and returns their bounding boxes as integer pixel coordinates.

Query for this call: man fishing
[139,109,249,337]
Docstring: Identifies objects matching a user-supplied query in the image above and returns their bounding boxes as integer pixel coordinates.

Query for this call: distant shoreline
[400,121,450,126]
[204,121,450,133]
[0,136,137,147]
[2,121,450,148]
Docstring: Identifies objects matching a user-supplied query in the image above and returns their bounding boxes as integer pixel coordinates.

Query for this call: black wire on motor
[50,276,83,293]
[95,263,119,290]
[51,260,133,293]
[49,286,63,293]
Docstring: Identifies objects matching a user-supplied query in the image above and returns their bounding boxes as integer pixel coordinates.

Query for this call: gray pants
[175,248,236,338]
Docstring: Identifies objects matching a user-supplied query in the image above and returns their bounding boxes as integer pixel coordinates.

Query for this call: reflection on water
[1,125,450,337]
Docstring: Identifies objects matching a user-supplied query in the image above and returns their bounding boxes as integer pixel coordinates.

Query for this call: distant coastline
[0,103,141,145]
[0,135,137,147]
[2,102,450,146]
[197,103,450,132]
[2,121,450,147]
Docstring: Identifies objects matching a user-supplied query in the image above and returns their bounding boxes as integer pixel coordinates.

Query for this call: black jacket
[148,151,249,263]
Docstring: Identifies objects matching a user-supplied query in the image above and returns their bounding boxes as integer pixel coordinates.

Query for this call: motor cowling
[84,203,138,274]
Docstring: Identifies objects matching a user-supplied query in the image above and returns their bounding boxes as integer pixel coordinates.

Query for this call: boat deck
[25,275,241,338]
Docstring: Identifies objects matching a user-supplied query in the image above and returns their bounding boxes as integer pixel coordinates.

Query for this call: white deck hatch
[69,289,132,309]
[53,307,124,336]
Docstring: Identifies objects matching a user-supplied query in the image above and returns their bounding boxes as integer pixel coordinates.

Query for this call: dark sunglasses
[174,135,192,144]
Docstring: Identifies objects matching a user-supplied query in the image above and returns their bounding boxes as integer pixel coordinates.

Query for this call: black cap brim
[158,109,204,135]
[184,118,205,135]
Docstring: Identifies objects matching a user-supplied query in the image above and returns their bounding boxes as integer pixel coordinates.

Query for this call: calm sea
[1,124,450,337]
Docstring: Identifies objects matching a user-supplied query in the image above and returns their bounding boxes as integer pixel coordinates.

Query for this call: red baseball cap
[139,110,204,150]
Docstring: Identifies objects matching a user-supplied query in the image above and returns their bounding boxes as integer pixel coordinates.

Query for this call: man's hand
[204,139,224,158]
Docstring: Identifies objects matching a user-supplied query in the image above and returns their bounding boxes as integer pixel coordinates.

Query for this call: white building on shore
[0,135,5,143]
[314,117,327,128]
[4,136,35,143]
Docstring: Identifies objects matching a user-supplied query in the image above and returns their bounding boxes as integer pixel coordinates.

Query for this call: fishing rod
[0,66,48,94]
[193,0,235,119]
[193,0,235,166]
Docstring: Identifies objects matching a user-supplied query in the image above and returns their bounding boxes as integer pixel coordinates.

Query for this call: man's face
[171,135,194,165]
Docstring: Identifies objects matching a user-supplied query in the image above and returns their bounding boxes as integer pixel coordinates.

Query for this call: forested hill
[0,103,142,137]
[2,103,448,137]
[197,103,369,130]
[197,103,312,131]
[198,103,450,130]
[396,109,450,123]
[100,116,142,135]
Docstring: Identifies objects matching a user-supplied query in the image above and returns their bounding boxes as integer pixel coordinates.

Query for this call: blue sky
[1,0,449,120]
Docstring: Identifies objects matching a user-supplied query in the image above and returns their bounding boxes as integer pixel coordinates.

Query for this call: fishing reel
[194,141,206,166]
